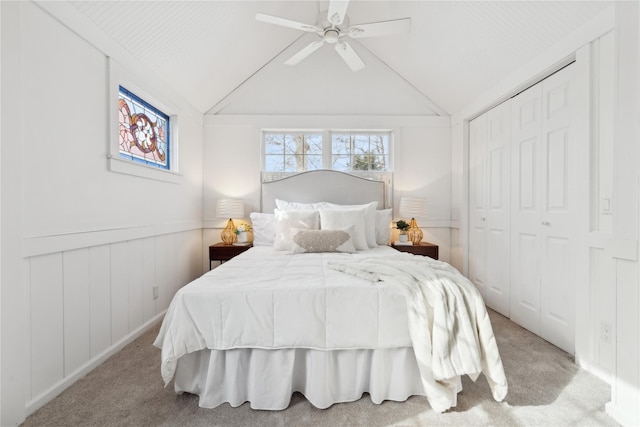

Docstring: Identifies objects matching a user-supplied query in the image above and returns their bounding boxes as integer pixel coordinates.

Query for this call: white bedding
[154,246,410,384]
[154,245,508,412]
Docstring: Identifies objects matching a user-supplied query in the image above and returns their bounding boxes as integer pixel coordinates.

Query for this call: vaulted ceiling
[69,0,612,115]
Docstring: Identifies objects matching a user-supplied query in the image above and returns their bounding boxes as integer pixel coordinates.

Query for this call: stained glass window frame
[118,86,171,170]
[108,58,181,184]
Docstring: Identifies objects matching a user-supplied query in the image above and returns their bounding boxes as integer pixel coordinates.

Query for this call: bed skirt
[173,347,428,410]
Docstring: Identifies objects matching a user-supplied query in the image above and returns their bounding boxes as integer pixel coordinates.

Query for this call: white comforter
[154,246,411,384]
[328,253,508,412]
[154,246,508,412]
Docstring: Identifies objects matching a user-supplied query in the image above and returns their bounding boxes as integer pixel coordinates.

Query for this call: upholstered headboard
[261,170,386,213]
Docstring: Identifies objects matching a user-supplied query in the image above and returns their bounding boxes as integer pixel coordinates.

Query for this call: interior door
[510,82,543,335]
[539,65,576,354]
[468,114,488,298]
[485,101,511,317]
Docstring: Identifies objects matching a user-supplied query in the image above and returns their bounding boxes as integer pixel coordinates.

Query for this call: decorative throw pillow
[273,209,320,251]
[249,212,276,246]
[289,228,356,254]
[319,208,369,251]
[323,201,378,248]
[375,208,393,245]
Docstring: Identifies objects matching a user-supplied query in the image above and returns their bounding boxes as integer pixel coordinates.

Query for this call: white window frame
[108,58,181,184]
[261,129,394,174]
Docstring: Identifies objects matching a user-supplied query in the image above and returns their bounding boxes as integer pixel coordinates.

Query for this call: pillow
[273,209,320,251]
[319,208,369,251]
[289,227,356,254]
[375,208,393,245]
[249,212,276,246]
[275,199,329,211]
[323,201,378,248]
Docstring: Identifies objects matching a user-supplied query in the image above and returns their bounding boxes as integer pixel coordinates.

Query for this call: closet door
[468,103,511,317]
[485,102,511,316]
[468,114,488,298]
[510,64,576,354]
[539,66,576,354]
[510,83,543,336]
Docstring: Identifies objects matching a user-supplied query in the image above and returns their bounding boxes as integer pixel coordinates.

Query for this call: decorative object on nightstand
[395,219,410,243]
[399,196,427,245]
[234,223,252,244]
[216,199,244,245]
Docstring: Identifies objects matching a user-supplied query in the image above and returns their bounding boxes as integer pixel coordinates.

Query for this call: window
[118,86,170,170]
[263,130,391,173]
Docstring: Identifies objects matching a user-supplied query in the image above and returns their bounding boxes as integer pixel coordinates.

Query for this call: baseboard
[605,401,639,427]
[25,311,167,417]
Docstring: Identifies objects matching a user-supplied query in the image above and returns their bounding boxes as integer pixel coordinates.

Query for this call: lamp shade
[399,197,427,220]
[216,199,244,219]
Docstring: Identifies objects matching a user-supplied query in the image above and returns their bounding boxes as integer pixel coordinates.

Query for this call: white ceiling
[69,0,612,115]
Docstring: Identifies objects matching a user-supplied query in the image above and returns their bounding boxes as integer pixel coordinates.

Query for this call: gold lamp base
[407,218,423,245]
[221,218,237,245]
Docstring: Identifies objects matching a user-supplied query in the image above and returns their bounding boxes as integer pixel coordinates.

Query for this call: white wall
[202,114,453,263]
[1,2,204,424]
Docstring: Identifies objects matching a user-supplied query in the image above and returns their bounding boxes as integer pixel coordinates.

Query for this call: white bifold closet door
[510,64,576,354]
[469,102,511,317]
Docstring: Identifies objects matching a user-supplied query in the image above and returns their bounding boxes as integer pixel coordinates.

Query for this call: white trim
[205,114,451,129]
[23,220,202,257]
[25,312,166,417]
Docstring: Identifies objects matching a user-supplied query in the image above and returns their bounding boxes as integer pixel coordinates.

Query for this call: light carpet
[22,310,619,426]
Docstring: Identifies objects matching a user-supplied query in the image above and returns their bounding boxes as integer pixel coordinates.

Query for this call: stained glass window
[118,86,170,170]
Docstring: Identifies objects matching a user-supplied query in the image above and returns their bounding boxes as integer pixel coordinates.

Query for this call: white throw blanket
[328,253,508,412]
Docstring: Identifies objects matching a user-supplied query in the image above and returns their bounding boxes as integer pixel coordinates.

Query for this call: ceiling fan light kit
[256,0,411,72]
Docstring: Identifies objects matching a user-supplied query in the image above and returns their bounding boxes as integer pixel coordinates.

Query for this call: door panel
[469,114,488,297]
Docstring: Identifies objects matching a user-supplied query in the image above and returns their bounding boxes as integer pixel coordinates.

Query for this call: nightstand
[391,242,439,260]
[209,242,252,269]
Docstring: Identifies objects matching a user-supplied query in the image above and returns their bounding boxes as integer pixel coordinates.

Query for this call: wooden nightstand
[391,242,439,260]
[209,242,252,269]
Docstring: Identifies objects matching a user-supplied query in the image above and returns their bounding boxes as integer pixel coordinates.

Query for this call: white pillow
[289,227,356,254]
[249,212,276,246]
[319,208,368,251]
[275,199,329,211]
[323,201,378,248]
[375,208,393,245]
[273,209,320,251]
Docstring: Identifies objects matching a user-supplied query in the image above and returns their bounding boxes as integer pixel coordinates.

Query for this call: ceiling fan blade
[285,41,325,66]
[327,0,350,25]
[347,18,411,38]
[256,13,322,34]
[334,42,365,72]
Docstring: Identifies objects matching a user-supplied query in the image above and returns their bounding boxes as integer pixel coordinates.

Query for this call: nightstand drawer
[391,242,439,260]
[209,242,252,269]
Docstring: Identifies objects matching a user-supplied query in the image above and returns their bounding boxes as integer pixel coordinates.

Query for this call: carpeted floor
[22,310,619,426]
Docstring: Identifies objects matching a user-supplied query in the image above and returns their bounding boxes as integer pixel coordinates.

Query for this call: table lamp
[216,199,244,245]
[399,197,427,245]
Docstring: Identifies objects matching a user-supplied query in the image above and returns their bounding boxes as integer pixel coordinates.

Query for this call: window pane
[332,155,350,171]
[370,134,389,155]
[305,155,322,170]
[118,86,170,170]
[285,134,306,155]
[283,154,304,172]
[353,134,369,155]
[332,134,350,154]
[265,134,284,154]
[305,134,322,155]
[265,155,284,172]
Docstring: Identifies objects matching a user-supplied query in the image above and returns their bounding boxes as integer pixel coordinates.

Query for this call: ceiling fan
[256,0,411,72]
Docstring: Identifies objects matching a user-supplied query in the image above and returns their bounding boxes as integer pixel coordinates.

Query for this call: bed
[154,170,508,412]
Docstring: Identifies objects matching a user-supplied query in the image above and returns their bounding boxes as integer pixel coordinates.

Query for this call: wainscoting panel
[25,229,203,411]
